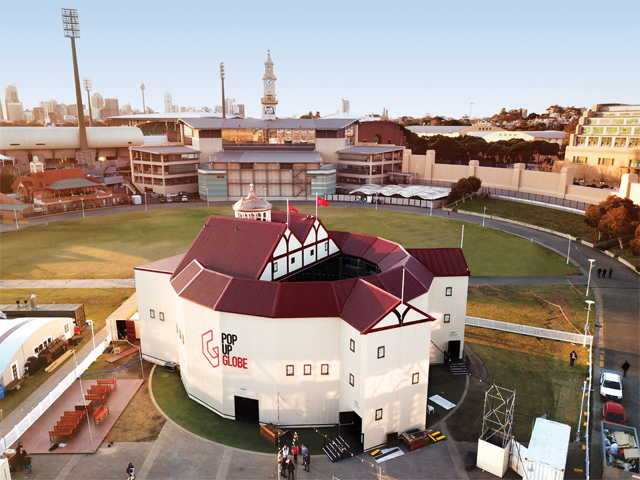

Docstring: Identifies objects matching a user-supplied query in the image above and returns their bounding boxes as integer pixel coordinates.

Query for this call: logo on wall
[201,330,249,370]
[202,330,219,369]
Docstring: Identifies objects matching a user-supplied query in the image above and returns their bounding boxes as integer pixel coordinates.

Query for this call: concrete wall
[192,137,222,162]
[316,138,350,165]
[402,151,638,206]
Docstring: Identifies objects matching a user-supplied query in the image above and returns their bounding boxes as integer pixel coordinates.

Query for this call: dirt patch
[445,345,491,442]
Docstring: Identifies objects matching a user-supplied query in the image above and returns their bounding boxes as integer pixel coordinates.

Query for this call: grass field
[0,205,578,279]
[152,367,334,454]
[457,197,597,241]
[467,284,596,333]
[608,245,640,267]
[0,288,134,417]
[466,333,589,441]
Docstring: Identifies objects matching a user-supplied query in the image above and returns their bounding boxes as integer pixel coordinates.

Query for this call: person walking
[609,268,613,279]
[292,444,299,463]
[126,462,135,480]
[597,268,602,278]
[24,452,32,475]
[622,360,630,377]
[19,449,28,472]
[281,455,288,478]
[569,350,577,367]
[301,444,310,472]
[287,457,296,480]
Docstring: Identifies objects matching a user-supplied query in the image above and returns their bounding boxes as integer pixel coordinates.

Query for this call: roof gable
[339,280,400,333]
[406,248,470,277]
[270,211,316,244]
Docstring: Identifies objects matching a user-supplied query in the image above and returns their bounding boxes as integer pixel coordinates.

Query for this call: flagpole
[316,195,318,218]
[401,267,405,304]
[287,198,289,228]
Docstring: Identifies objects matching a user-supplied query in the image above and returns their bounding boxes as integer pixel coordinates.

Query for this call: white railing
[465,316,593,346]
[0,333,111,453]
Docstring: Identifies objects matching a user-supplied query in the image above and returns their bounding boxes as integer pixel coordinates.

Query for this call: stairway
[322,436,352,462]
[449,359,469,375]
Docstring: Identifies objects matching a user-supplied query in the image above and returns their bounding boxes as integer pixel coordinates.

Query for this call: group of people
[278,440,310,479]
[14,443,32,474]
[597,267,614,279]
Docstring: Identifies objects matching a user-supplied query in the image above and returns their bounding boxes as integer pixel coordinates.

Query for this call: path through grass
[0,206,578,279]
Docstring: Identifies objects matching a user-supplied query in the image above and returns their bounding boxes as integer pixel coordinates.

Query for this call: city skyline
[1,1,639,120]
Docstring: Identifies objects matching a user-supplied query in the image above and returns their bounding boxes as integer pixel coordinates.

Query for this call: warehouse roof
[337,146,404,155]
[48,178,103,190]
[129,145,201,155]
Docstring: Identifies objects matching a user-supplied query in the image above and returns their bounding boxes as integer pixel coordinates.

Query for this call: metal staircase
[322,436,352,463]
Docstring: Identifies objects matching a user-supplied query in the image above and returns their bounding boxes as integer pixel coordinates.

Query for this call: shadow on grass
[152,367,335,454]
[426,365,467,429]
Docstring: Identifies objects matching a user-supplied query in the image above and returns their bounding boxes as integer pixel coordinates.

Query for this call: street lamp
[566,235,572,265]
[586,259,596,297]
[81,197,85,218]
[583,300,595,348]
[86,319,96,350]
[483,205,487,227]
[375,192,379,211]
[140,83,146,114]
[83,77,92,127]
[220,62,226,119]
[144,192,148,211]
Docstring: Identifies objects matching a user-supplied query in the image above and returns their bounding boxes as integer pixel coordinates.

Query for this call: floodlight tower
[220,63,226,119]
[83,77,93,127]
[62,8,90,164]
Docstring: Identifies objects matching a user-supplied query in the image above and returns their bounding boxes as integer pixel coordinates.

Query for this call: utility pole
[62,9,91,166]
[220,63,226,119]
[83,78,92,127]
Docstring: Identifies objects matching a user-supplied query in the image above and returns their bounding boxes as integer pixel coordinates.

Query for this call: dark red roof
[271,211,316,243]
[216,278,280,317]
[172,216,286,280]
[340,280,400,333]
[171,260,204,293]
[180,269,232,309]
[407,248,470,277]
[329,231,407,272]
[135,254,185,275]
[274,282,340,318]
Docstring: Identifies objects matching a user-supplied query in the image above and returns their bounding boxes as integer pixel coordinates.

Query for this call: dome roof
[233,184,272,212]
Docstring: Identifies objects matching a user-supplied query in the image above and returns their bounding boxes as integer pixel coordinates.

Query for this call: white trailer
[512,418,570,480]
[131,195,142,205]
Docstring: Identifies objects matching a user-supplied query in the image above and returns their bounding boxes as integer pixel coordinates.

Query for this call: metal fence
[481,187,590,211]
[465,316,593,346]
[325,194,432,208]
[0,333,112,453]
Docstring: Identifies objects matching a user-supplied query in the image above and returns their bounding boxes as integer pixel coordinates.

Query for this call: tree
[431,136,462,163]
[1,174,15,193]
[630,225,640,256]
[585,196,640,247]
[446,176,482,204]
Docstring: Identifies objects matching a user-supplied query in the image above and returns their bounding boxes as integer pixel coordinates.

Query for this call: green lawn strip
[467,331,588,441]
[456,197,597,241]
[426,365,466,429]
[467,285,596,333]
[0,288,135,417]
[607,246,640,267]
[0,206,577,279]
[152,367,333,454]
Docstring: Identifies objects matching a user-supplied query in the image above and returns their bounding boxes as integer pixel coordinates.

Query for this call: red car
[602,401,627,425]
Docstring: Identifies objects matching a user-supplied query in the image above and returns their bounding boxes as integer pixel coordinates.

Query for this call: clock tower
[261,50,278,120]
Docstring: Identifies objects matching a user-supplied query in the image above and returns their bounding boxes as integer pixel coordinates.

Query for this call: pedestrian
[597,268,602,278]
[303,451,310,472]
[569,350,577,367]
[277,450,283,474]
[281,455,288,478]
[282,444,289,458]
[609,268,613,279]
[287,457,296,480]
[622,360,630,377]
[126,462,135,480]
[24,452,32,475]
[19,449,28,472]
[292,443,299,463]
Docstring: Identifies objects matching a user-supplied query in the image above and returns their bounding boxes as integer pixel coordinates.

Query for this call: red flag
[317,197,329,207]
[288,202,298,213]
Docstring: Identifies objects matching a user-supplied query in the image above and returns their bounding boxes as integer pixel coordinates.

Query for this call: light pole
[483,205,486,227]
[61,9,90,164]
[207,185,210,207]
[375,193,379,211]
[144,192,148,211]
[13,209,18,229]
[140,83,146,114]
[586,259,596,297]
[86,319,96,350]
[566,235,572,264]
[83,77,92,127]
[583,300,595,348]
[81,197,85,218]
[220,63,226,119]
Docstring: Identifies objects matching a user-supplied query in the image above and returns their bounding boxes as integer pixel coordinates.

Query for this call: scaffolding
[481,384,516,448]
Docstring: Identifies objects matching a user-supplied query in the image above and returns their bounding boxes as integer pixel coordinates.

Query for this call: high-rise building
[99,98,119,119]
[91,92,104,109]
[236,104,245,118]
[0,99,4,120]
[340,99,350,114]
[48,99,59,117]
[164,92,173,113]
[7,103,24,122]
[23,111,35,123]
[121,103,133,115]
[33,107,46,123]
[172,105,179,113]
[4,84,19,104]
[68,104,79,117]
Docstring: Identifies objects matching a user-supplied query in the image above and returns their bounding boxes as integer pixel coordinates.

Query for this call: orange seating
[97,379,117,389]
[93,404,110,425]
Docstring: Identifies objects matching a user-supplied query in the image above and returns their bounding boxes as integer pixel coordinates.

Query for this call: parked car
[181,195,189,202]
[158,195,166,203]
[600,371,623,400]
[166,193,179,203]
[602,401,626,425]
[178,191,188,197]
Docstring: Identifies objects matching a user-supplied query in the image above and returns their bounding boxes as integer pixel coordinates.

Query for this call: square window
[64,323,69,334]
[150,309,155,318]
[377,346,385,359]
[286,365,294,376]
[291,257,296,264]
[349,374,354,386]
[159,312,165,321]
[412,372,419,384]
[444,314,451,323]
[445,287,452,297]
[310,249,314,256]
[321,364,329,375]
[304,364,311,375]
[274,263,278,272]
[375,408,383,421]
[324,242,329,251]
[350,339,355,352]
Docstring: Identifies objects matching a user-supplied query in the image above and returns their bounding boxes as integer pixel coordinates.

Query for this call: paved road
[3,202,638,479]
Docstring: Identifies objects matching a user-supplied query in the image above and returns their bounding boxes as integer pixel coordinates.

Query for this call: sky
[1,0,639,120]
